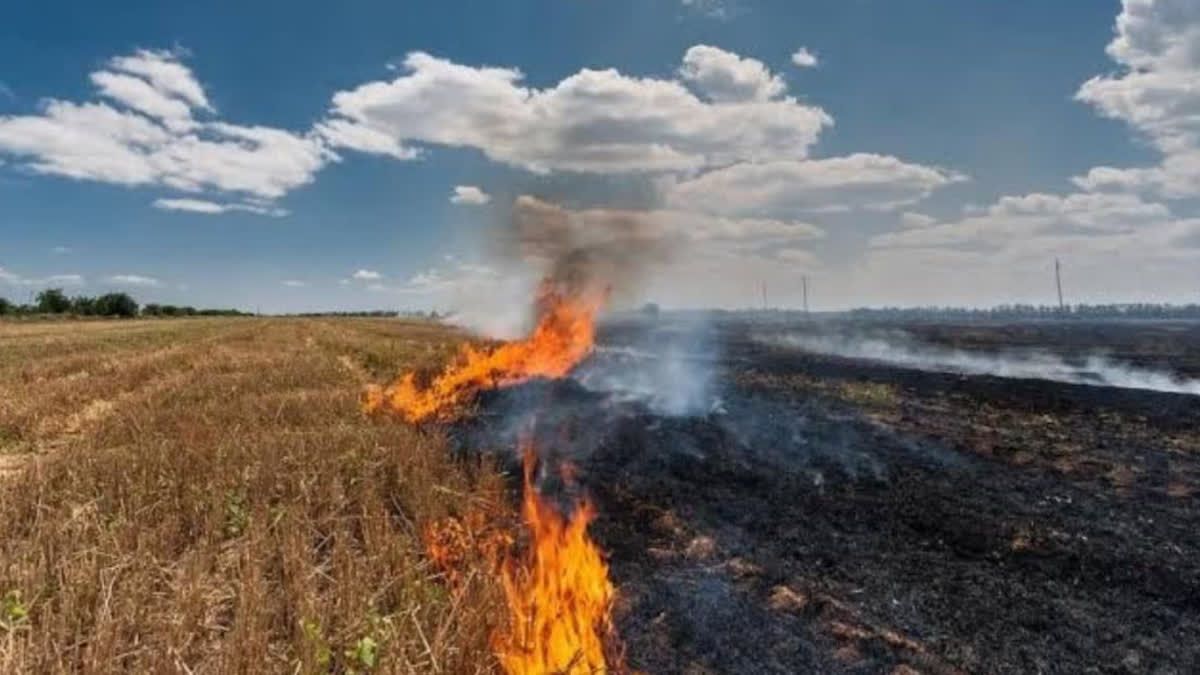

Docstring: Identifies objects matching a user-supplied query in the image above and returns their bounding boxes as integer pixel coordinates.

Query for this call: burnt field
[459,317,1200,674]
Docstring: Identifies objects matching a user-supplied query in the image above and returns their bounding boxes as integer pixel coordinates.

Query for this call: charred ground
[460,317,1200,674]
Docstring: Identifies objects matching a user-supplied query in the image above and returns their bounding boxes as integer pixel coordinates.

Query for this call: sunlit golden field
[0,318,510,674]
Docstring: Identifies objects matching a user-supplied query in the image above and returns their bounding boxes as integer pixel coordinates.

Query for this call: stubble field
[3,316,1199,674]
[0,318,510,674]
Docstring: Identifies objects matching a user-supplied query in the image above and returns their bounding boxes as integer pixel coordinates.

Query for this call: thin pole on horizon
[802,276,809,314]
[1055,258,1065,312]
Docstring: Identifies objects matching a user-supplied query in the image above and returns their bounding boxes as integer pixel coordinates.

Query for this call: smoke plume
[763,329,1200,396]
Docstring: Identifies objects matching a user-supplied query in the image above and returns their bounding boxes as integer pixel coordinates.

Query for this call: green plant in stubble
[1,590,29,631]
[301,619,333,670]
[345,635,379,672]
[224,488,249,538]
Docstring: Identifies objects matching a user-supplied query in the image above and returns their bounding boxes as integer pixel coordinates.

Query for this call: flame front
[365,280,604,423]
[372,276,625,672]
[492,447,622,675]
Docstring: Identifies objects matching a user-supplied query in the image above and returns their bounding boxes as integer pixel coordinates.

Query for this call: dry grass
[0,318,510,674]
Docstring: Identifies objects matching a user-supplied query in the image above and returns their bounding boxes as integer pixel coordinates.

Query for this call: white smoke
[572,317,720,416]
[763,330,1200,396]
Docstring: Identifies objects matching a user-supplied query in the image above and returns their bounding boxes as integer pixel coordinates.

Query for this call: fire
[364,280,605,423]
[420,448,627,675]
[372,274,625,672]
[492,446,623,675]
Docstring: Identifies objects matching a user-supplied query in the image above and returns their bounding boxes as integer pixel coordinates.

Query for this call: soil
[457,317,1200,674]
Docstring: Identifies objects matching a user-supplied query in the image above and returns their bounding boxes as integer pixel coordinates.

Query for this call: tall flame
[492,446,623,675]
[364,280,605,423]
[374,275,626,672]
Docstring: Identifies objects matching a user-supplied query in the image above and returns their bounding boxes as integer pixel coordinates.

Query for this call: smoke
[762,329,1200,396]
[451,195,727,416]
[509,195,676,303]
[572,316,720,416]
[443,195,677,339]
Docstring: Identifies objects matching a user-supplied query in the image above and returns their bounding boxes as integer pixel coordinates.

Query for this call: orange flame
[376,275,625,672]
[492,446,624,675]
[365,280,605,423]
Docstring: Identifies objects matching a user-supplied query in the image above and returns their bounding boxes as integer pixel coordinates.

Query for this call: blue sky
[2,0,1198,313]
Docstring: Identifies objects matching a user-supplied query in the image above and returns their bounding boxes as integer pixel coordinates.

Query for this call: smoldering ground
[758,323,1200,396]
[451,314,1200,674]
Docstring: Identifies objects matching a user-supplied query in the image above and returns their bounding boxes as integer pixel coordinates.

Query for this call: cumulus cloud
[1074,0,1200,198]
[317,48,831,174]
[0,49,332,212]
[352,269,382,280]
[678,45,785,102]
[152,197,288,216]
[856,0,1200,310]
[108,274,160,286]
[663,154,966,216]
[311,118,418,160]
[791,47,819,68]
[450,185,491,204]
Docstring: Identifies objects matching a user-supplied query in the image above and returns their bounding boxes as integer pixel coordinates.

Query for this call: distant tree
[0,297,10,315]
[641,302,660,318]
[71,296,97,315]
[36,288,71,314]
[94,292,139,317]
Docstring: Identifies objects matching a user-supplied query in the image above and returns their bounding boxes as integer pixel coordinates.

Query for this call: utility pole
[1055,258,1065,312]
[761,281,767,310]
[802,276,809,314]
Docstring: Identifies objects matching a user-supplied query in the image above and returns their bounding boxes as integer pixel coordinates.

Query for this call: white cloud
[663,154,966,216]
[791,47,819,68]
[0,49,332,212]
[337,279,350,286]
[0,266,84,287]
[1074,0,1200,198]
[856,217,1200,307]
[318,48,831,174]
[352,269,382,280]
[678,45,785,102]
[680,0,736,20]
[50,246,72,255]
[108,50,212,112]
[312,118,419,160]
[152,197,288,216]
[852,1,1200,310]
[90,70,194,127]
[899,212,936,228]
[871,192,1172,250]
[108,274,160,286]
[281,280,308,288]
[450,185,491,205]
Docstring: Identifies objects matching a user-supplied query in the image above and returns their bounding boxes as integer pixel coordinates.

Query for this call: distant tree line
[847,303,1200,321]
[0,288,250,318]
